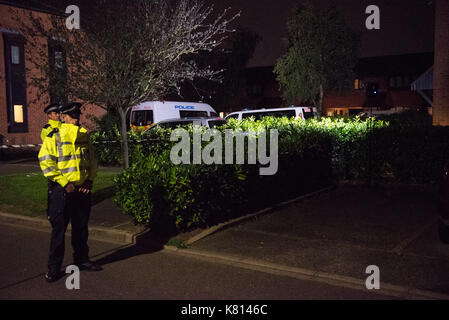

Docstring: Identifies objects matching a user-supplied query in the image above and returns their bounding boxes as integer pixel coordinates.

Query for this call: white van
[225,106,319,121]
[129,101,218,131]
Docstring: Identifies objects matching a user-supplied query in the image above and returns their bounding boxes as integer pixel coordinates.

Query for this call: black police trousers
[47,180,91,269]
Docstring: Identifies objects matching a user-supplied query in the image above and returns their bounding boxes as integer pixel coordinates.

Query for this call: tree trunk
[318,84,324,117]
[118,108,130,169]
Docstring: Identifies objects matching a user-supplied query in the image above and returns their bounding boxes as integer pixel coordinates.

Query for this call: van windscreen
[180,110,208,118]
[131,110,153,126]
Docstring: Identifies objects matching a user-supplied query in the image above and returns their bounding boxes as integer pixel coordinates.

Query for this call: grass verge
[0,170,118,217]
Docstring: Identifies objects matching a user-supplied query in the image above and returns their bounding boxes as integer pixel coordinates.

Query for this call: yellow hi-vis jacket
[38,123,98,188]
[40,119,61,143]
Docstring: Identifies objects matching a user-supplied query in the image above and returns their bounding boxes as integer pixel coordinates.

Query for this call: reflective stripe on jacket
[40,119,61,143]
[38,123,98,187]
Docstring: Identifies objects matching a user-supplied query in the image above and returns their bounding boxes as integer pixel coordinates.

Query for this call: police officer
[42,103,62,221]
[41,103,61,142]
[39,102,102,282]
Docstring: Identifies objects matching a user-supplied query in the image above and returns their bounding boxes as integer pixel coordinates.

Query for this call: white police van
[225,106,319,121]
[129,101,218,131]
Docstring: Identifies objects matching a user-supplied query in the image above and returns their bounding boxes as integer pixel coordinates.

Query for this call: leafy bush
[90,117,171,166]
[114,117,340,230]
[371,120,449,183]
[112,113,449,231]
[114,148,248,230]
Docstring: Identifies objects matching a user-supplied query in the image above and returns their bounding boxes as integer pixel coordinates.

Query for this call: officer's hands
[65,183,75,193]
[79,180,93,194]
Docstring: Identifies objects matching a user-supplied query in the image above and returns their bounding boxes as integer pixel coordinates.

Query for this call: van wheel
[438,220,449,244]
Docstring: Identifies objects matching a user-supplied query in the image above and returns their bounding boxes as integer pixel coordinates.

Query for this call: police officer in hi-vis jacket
[41,103,61,143]
[39,102,102,283]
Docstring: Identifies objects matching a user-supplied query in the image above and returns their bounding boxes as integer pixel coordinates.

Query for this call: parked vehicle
[145,117,226,131]
[225,106,319,121]
[438,161,449,243]
[129,101,218,131]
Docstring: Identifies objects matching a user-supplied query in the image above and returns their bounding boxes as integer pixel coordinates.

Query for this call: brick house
[0,1,104,146]
[324,52,433,116]
[238,52,433,116]
[432,0,449,125]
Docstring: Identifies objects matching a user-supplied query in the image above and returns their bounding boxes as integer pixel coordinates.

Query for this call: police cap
[43,103,61,114]
[60,102,82,118]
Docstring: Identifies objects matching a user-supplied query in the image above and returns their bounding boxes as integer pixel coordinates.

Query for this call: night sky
[211,0,435,67]
[20,0,436,67]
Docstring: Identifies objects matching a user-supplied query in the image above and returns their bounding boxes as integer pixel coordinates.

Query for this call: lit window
[354,79,359,90]
[11,46,20,64]
[14,105,24,123]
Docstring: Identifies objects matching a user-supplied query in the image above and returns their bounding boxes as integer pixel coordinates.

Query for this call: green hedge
[109,113,449,231]
[371,124,449,183]
[114,117,347,230]
[90,124,170,166]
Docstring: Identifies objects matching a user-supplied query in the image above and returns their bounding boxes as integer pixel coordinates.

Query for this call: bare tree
[13,0,239,168]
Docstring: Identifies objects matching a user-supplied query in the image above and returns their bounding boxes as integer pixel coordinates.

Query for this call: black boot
[45,266,61,283]
[76,260,103,271]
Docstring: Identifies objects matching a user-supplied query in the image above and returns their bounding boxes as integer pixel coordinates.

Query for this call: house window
[354,79,364,90]
[13,105,24,123]
[48,39,67,104]
[11,45,20,64]
[3,33,28,133]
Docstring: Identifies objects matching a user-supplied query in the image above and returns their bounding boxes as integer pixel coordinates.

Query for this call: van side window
[160,121,193,129]
[302,108,315,120]
[242,110,295,121]
[180,110,208,118]
[226,114,239,119]
[242,113,259,120]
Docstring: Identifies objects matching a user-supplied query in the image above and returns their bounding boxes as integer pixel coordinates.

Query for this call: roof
[0,0,66,16]
[245,53,435,86]
[355,52,434,77]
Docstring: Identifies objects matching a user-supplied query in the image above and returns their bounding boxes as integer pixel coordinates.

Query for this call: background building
[432,0,449,125]
[235,52,433,115]
[0,0,104,146]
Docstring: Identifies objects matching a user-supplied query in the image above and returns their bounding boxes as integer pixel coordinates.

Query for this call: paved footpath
[185,183,449,299]
[0,223,396,300]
